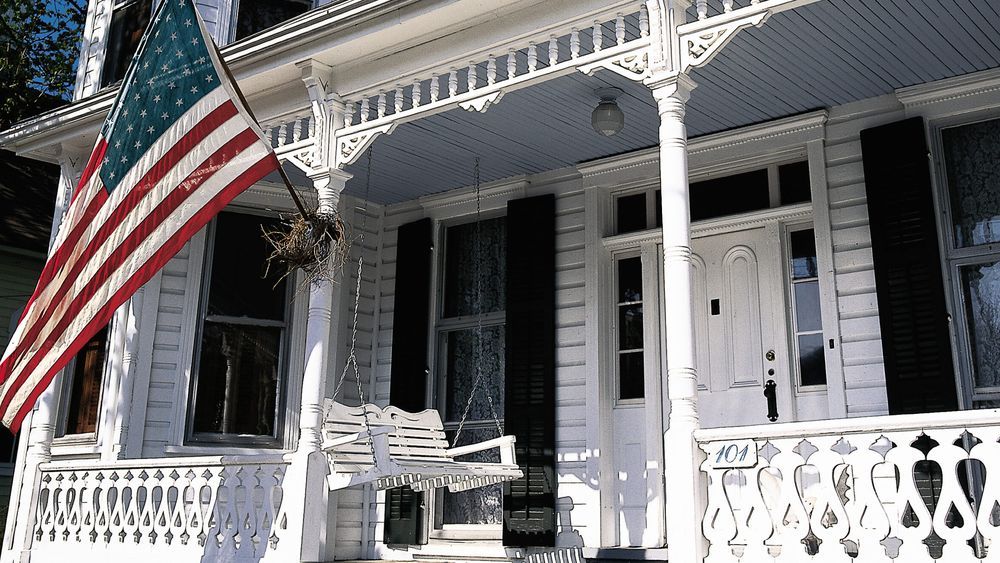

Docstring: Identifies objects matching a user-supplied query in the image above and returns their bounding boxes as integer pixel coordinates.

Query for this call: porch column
[281,165,351,563]
[650,73,704,563]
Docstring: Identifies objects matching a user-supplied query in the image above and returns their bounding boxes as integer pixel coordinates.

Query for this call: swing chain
[453,157,504,446]
[333,147,378,468]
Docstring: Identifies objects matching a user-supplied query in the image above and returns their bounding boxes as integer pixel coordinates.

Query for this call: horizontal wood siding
[330,199,383,561]
[140,241,197,456]
[0,251,44,352]
[364,178,593,554]
[823,96,905,417]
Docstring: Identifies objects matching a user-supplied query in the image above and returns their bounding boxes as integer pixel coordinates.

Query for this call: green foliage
[0,0,87,129]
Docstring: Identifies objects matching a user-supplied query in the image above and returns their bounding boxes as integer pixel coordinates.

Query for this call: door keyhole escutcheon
[765,349,775,362]
[764,380,778,422]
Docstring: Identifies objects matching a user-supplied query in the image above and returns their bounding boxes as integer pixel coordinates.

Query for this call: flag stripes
[0,0,281,430]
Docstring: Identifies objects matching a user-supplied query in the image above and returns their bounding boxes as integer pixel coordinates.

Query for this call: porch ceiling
[341,0,1000,205]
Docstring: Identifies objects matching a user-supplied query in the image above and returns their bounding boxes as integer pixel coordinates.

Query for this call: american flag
[0,0,280,431]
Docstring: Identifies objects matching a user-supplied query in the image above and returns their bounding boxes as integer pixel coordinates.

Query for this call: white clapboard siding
[139,240,196,456]
[823,95,904,417]
[0,251,44,351]
[329,197,384,562]
[359,177,593,556]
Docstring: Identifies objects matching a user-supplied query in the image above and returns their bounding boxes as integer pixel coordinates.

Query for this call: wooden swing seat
[321,400,523,492]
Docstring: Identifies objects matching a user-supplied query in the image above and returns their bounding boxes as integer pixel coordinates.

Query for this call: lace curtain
[944,118,1000,248]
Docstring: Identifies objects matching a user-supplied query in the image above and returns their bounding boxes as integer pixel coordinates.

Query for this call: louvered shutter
[384,218,432,545]
[503,194,557,546]
[860,117,959,414]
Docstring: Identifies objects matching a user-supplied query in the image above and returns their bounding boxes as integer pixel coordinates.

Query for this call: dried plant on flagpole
[262,209,349,288]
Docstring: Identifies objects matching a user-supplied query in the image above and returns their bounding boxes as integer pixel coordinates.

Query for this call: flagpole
[211,43,311,218]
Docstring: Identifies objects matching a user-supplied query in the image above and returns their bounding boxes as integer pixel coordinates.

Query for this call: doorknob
[763,380,778,422]
[765,349,775,362]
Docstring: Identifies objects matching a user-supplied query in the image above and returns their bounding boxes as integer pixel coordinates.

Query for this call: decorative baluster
[430,74,439,102]
[394,86,403,114]
[277,123,289,147]
[615,13,625,45]
[697,0,708,20]
[262,126,273,146]
[506,48,517,79]
[377,91,386,119]
[448,68,458,97]
[486,56,496,85]
[527,42,537,72]
[359,98,370,123]
[593,20,603,52]
[723,0,734,12]
[292,118,302,143]
[412,80,421,108]
[548,35,558,66]
[570,28,580,58]
[639,5,649,37]
[468,62,478,91]
[307,115,315,136]
[344,102,354,127]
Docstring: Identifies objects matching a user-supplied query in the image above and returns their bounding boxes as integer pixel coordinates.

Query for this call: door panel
[694,227,792,428]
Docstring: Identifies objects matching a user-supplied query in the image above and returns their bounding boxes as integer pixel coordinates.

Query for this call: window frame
[54,326,112,441]
[932,111,1000,408]
[428,213,507,540]
[612,250,646,404]
[99,0,152,89]
[227,0,314,43]
[184,211,295,448]
[782,223,828,393]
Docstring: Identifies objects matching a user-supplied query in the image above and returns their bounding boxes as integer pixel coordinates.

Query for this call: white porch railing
[29,455,290,562]
[696,409,1000,562]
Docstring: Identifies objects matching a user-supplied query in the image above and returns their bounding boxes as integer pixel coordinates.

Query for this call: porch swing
[320,154,523,493]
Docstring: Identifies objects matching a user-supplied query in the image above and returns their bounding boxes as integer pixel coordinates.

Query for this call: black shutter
[384,217,432,545]
[860,117,958,414]
[503,194,557,546]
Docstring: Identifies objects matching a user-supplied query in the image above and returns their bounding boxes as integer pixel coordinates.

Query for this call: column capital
[307,167,353,215]
[645,72,697,105]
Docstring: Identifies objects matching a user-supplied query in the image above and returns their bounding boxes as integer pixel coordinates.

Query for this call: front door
[692,225,794,428]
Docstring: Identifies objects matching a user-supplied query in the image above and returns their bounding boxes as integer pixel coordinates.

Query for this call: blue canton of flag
[0,0,279,431]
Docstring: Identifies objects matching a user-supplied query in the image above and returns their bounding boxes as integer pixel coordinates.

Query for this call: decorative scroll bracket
[458,90,504,113]
[282,147,317,175]
[334,123,396,168]
[578,50,652,82]
[678,12,767,71]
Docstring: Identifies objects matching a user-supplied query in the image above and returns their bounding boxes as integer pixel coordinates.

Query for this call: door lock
[765,349,775,362]
[764,380,778,422]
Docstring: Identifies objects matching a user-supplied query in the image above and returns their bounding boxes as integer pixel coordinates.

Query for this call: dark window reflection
[64,326,110,435]
[101,0,151,87]
[616,192,647,234]
[236,0,312,40]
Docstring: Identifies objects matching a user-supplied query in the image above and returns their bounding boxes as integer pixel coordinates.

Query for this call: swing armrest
[447,435,516,459]
[321,425,394,451]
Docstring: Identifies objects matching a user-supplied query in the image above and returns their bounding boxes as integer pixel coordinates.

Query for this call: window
[613,160,811,234]
[941,117,1000,407]
[787,228,826,387]
[434,217,506,532]
[55,326,110,437]
[616,256,644,399]
[188,212,290,444]
[101,0,151,88]
[235,0,311,40]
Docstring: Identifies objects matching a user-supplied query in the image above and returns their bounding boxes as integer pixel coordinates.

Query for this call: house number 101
[706,439,758,469]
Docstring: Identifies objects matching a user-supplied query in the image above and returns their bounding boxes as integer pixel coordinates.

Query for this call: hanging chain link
[333,146,378,468]
[454,157,504,446]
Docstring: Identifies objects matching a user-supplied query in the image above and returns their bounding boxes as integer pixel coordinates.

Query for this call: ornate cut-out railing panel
[697,409,1000,562]
[31,456,289,562]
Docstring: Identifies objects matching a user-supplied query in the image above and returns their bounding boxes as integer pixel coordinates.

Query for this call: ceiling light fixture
[591,87,625,137]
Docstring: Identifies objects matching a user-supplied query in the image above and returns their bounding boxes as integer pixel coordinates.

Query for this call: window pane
[779,161,811,205]
[442,428,503,525]
[236,0,312,40]
[619,352,644,399]
[206,213,286,320]
[444,325,505,424]
[655,189,662,228]
[617,257,642,302]
[65,326,109,435]
[794,281,822,333]
[616,193,647,234]
[193,322,281,436]
[443,217,506,317]
[961,261,1000,390]
[618,304,643,350]
[790,229,818,279]
[690,169,769,221]
[101,1,151,87]
[797,333,827,386]
[943,118,1000,248]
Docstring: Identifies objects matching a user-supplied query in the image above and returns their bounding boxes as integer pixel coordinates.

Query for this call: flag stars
[184,18,193,27]
[190,86,198,94]
[143,61,149,69]
[161,63,169,72]
[109,170,116,179]
[134,140,142,150]
[191,37,199,46]
[139,109,147,117]
[170,32,177,41]
[134,92,141,101]
[155,46,163,54]
[147,77,156,87]
[161,112,170,120]
[176,49,184,58]
[153,94,161,103]
[165,13,172,21]
[126,124,134,133]
[205,74,214,83]
[176,98,185,107]
[196,56,206,64]
[182,68,192,76]
[115,140,122,148]
[147,125,156,134]
[120,155,128,164]
[168,81,176,89]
